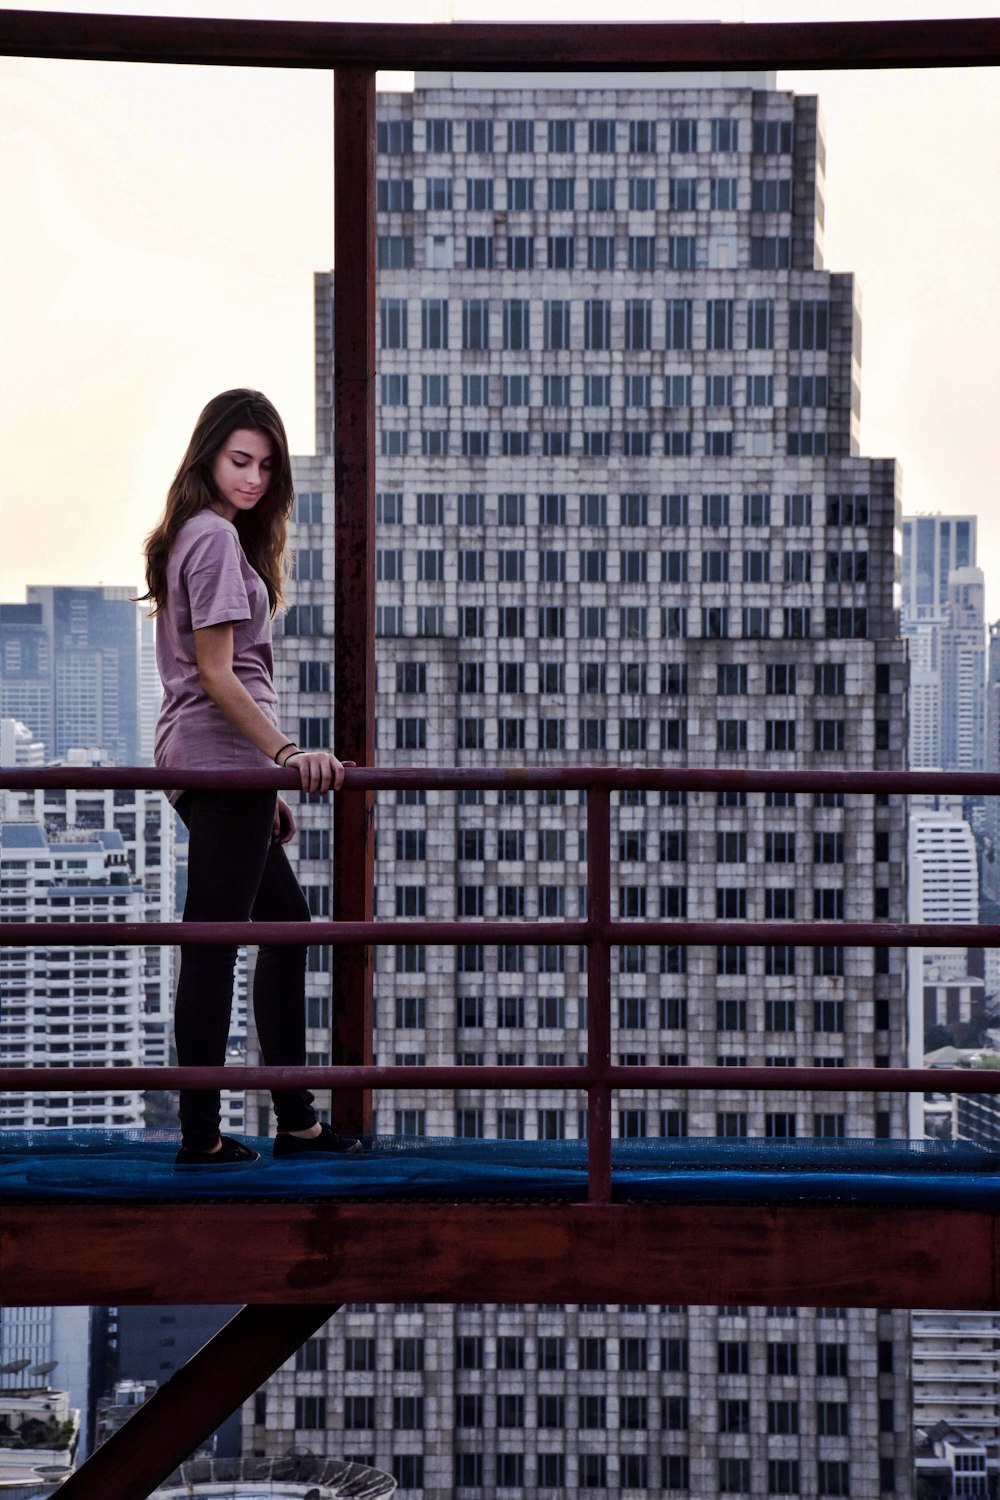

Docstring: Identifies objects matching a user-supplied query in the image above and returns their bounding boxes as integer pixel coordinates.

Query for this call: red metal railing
[3,764,1000,1202]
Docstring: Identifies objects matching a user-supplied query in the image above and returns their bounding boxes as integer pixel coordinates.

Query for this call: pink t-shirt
[153,509,278,801]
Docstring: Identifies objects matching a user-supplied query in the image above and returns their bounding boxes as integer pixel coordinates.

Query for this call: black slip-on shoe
[174,1135,262,1167]
[273,1121,363,1158]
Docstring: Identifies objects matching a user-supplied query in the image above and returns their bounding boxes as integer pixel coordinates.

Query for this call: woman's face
[209,428,274,522]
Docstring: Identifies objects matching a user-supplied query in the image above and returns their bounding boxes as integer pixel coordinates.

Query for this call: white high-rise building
[0,820,145,1127]
[0,717,45,767]
[1,775,175,1068]
[255,73,911,1498]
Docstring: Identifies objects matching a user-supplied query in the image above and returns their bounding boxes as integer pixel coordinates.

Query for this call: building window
[377,235,414,269]
[790,299,829,350]
[543,300,571,350]
[462,299,490,350]
[782,606,811,639]
[706,298,734,349]
[627,233,655,270]
[629,118,657,152]
[664,297,693,349]
[377,120,413,154]
[670,176,698,211]
[502,298,531,351]
[393,1456,423,1491]
[507,175,534,210]
[466,234,494,269]
[587,117,616,152]
[547,176,575,211]
[507,118,534,153]
[466,118,493,153]
[750,235,791,269]
[426,175,453,210]
[588,175,616,210]
[547,234,575,269]
[710,176,738,209]
[753,118,794,153]
[628,176,656,211]
[294,1396,326,1430]
[752,177,792,211]
[548,118,575,152]
[625,298,653,350]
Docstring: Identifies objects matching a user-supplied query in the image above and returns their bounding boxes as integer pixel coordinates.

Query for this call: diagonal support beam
[55,1303,341,1499]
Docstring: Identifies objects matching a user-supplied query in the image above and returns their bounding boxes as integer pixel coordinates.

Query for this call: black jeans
[175,790,317,1150]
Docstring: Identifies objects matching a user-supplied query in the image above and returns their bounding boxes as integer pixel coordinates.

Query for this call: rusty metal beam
[330,64,376,1136]
[54,1303,340,1500]
[2,918,997,948]
[3,1063,999,1095]
[3,1203,997,1311]
[3,764,1000,794]
[1,12,999,71]
[586,786,613,1203]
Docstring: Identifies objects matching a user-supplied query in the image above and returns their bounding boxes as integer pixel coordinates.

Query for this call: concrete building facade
[0,822,144,1127]
[1,777,175,1068]
[254,74,911,1498]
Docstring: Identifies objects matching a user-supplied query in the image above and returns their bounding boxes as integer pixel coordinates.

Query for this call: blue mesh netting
[1,1130,998,1207]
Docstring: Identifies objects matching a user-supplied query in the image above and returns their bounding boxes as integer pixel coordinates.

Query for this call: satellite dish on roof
[0,1358,32,1374]
[28,1360,59,1376]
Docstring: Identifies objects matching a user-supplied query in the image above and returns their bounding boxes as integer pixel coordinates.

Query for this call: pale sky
[1,0,998,616]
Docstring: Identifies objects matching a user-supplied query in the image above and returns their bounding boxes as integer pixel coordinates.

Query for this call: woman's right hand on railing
[281,751,355,794]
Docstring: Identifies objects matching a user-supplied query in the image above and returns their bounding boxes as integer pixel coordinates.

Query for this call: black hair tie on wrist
[274,742,297,766]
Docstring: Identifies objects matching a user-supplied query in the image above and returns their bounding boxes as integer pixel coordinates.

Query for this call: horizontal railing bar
[1,920,996,949]
[2,766,1000,795]
[1,1065,998,1095]
[1,13,998,72]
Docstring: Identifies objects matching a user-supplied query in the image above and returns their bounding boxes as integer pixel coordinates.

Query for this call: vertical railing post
[331,65,376,1133]
[586,784,613,1202]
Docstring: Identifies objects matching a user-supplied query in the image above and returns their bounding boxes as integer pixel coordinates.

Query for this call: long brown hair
[140,389,294,616]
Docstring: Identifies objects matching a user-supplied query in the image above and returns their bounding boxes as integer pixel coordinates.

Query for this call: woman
[143,389,358,1165]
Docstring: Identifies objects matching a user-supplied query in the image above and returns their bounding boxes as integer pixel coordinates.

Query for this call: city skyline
[1,0,999,620]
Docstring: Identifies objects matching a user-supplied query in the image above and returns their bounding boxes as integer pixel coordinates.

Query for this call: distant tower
[0,602,52,755]
[940,567,986,773]
[24,586,141,766]
[900,517,984,771]
[984,621,1000,905]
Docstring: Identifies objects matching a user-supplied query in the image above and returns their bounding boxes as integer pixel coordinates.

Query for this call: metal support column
[54,1304,341,1499]
[586,785,613,1202]
[331,64,376,1133]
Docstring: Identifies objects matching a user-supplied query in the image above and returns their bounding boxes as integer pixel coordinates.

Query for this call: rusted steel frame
[1,11,1000,71]
[586,786,613,1203]
[3,1204,997,1311]
[4,764,1000,795]
[331,64,376,1136]
[4,1063,999,1095]
[53,1303,340,1500]
[3,918,996,947]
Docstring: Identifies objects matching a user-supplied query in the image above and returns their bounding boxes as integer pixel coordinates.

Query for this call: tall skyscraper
[984,620,1000,906]
[16,586,141,766]
[940,567,987,775]
[900,515,977,621]
[900,517,985,772]
[0,603,52,756]
[258,74,911,1497]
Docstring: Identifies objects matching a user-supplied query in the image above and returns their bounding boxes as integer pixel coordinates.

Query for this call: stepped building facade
[254,73,911,1498]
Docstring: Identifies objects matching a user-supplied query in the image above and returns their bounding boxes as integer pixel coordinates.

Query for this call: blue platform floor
[1,1131,999,1207]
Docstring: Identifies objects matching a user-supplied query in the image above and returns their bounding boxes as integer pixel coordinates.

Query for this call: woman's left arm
[193,622,350,794]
